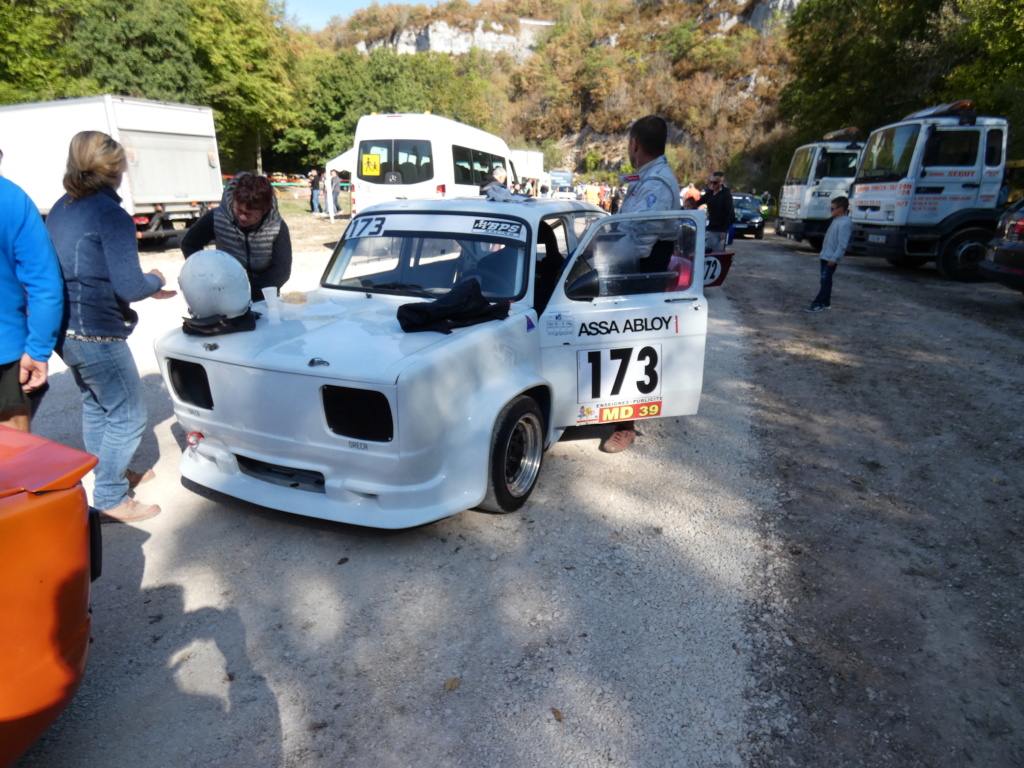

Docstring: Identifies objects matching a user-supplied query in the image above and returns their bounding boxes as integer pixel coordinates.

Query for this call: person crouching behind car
[181,173,292,303]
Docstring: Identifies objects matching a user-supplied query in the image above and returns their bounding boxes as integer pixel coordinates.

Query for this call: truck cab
[848,101,1008,280]
[776,128,862,251]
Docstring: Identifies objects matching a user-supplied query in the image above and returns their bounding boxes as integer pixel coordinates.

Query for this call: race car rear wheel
[478,395,544,513]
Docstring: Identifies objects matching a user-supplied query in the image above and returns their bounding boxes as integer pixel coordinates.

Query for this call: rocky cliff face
[353,0,801,62]
[355,18,555,64]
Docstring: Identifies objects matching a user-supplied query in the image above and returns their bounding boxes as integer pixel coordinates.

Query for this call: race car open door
[539,209,708,431]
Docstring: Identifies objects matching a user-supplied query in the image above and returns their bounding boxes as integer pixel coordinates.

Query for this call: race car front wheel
[478,395,544,513]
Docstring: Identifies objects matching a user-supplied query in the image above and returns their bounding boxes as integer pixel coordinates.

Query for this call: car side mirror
[565,270,599,300]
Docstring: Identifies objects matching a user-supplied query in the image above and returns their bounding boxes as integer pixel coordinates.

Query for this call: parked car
[979,198,1024,291]
[155,198,712,529]
[732,193,765,239]
[0,427,100,768]
[551,185,576,200]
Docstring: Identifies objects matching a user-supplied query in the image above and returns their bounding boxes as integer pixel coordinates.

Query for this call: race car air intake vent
[167,359,214,410]
[322,386,394,442]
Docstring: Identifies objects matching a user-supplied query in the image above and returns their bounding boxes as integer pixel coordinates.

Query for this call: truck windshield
[815,150,859,180]
[856,125,920,183]
[785,147,815,185]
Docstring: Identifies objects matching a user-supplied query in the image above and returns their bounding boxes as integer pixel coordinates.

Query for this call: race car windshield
[322,215,529,300]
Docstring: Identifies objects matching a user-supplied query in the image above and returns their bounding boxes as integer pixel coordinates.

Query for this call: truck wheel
[477,396,544,514]
[886,256,927,269]
[935,228,990,282]
[807,237,823,252]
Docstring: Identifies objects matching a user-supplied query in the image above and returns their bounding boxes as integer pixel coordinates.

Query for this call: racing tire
[935,228,990,282]
[754,227,764,240]
[807,237,824,253]
[477,395,545,514]
[885,256,927,269]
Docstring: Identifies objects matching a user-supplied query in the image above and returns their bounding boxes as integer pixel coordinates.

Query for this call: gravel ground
[17,210,1024,767]
[19,210,777,768]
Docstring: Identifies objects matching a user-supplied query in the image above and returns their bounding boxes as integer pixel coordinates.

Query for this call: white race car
[155,198,709,528]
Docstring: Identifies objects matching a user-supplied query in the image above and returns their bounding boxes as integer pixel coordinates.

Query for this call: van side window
[471,149,490,185]
[452,145,473,185]
[985,129,1003,167]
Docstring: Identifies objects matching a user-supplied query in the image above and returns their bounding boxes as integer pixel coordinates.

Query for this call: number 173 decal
[576,344,664,424]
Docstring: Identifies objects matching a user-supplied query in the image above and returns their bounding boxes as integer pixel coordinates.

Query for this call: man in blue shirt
[0,175,64,432]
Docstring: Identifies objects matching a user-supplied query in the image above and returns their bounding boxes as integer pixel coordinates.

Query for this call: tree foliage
[780,0,1023,154]
[0,0,94,102]
[71,0,206,104]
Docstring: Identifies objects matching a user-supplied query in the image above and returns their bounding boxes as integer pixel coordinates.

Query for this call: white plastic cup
[261,286,281,324]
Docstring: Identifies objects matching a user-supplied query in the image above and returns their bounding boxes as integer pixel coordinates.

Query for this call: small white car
[155,198,709,528]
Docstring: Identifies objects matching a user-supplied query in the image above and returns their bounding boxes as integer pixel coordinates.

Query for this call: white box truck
[849,100,1009,280]
[0,95,223,241]
[776,128,863,251]
[509,149,544,181]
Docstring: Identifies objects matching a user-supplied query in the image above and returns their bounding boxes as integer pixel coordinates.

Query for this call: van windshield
[322,212,529,301]
[856,125,921,183]
[357,140,435,185]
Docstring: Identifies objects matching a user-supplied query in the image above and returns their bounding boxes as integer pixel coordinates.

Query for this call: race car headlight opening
[167,359,214,410]
[322,386,393,442]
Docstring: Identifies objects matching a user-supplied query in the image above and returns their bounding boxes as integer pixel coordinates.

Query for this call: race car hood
[155,293,464,386]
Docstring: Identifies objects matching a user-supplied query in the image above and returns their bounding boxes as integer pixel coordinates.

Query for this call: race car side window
[564,213,699,299]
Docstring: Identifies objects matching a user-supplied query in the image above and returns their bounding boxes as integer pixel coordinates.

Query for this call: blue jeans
[813,260,837,307]
[59,337,147,511]
[311,189,322,213]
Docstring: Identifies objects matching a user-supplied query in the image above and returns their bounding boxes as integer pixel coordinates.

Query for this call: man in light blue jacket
[805,196,852,312]
[0,175,64,431]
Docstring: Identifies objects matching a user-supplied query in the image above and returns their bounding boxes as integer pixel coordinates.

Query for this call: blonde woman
[46,131,176,523]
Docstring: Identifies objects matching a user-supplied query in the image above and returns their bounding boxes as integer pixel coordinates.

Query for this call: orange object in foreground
[0,426,98,768]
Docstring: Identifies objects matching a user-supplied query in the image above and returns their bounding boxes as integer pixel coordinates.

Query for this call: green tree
[939,0,1024,155]
[71,0,205,103]
[0,0,93,103]
[189,0,297,169]
[779,0,947,139]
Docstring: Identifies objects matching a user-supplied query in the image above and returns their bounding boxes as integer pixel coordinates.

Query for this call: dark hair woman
[46,131,177,523]
[180,172,291,302]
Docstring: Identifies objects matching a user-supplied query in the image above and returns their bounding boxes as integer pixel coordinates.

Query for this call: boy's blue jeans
[813,260,837,307]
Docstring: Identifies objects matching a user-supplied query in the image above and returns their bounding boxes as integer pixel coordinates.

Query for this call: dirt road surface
[16,210,1024,767]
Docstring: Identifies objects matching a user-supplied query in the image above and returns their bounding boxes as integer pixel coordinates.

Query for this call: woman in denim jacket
[46,131,177,523]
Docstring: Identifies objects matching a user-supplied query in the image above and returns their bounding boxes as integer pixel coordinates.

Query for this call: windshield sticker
[361,154,381,176]
[472,219,524,237]
[343,216,387,239]
[545,312,575,337]
[577,315,678,337]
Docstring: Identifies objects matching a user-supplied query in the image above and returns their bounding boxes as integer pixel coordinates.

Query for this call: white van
[352,113,515,215]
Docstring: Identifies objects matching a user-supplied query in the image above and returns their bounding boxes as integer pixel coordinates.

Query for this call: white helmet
[179,250,251,319]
